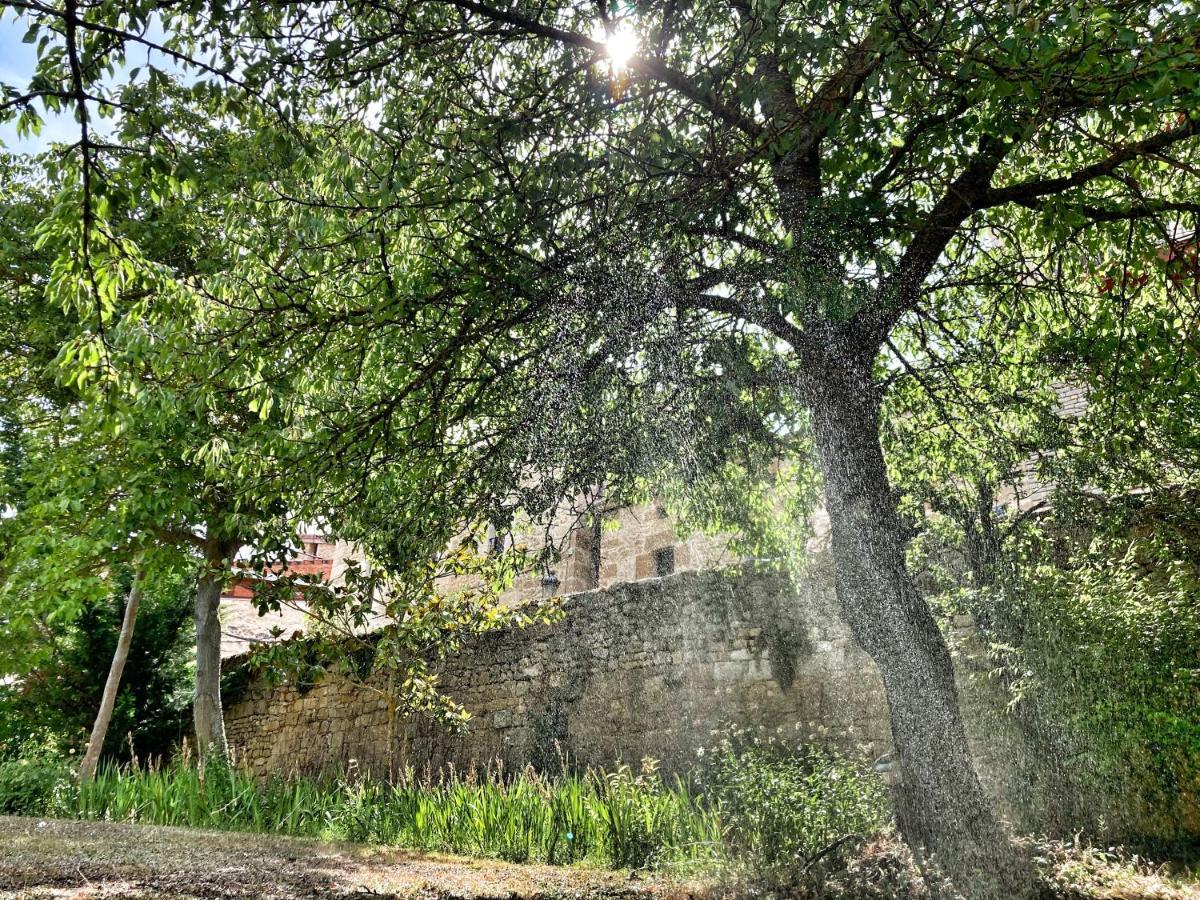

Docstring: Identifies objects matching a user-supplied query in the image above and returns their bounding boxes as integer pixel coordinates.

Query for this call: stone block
[713,660,748,682]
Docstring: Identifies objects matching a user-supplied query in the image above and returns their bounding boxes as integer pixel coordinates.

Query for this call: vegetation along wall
[223,561,1040,825]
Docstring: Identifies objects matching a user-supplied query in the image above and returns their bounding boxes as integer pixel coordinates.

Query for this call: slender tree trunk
[79,566,146,783]
[963,477,1001,588]
[804,355,1030,898]
[193,540,235,759]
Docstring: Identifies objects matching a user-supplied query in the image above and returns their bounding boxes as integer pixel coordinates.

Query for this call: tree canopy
[2,0,1199,894]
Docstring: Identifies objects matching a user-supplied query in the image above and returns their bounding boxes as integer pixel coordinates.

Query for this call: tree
[78,564,144,782]
[223,4,1199,891]
[0,115,343,757]
[0,557,195,767]
[2,115,542,761]
[5,0,1200,892]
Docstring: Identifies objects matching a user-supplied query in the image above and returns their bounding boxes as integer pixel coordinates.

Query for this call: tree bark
[193,539,236,759]
[804,353,1031,898]
[79,566,146,783]
[963,477,1002,588]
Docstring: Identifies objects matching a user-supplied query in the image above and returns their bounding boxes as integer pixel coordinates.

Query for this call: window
[590,514,602,588]
[654,546,675,577]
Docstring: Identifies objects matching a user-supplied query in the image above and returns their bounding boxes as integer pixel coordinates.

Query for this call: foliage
[241,544,561,729]
[0,122,542,744]
[1044,251,1200,502]
[6,0,1197,587]
[0,745,73,815]
[0,565,194,764]
[962,508,1200,852]
[0,155,73,516]
[700,729,892,880]
[0,747,891,877]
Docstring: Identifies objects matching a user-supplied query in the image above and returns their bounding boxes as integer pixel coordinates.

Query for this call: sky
[1,9,184,155]
[0,13,79,152]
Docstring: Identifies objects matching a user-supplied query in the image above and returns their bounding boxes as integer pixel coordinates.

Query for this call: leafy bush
[968,522,1200,853]
[0,565,194,765]
[0,753,73,815]
[701,728,892,880]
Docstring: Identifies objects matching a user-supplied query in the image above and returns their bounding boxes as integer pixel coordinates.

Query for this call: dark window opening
[654,546,675,577]
[590,516,603,588]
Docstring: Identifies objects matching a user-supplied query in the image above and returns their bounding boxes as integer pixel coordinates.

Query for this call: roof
[223,558,334,600]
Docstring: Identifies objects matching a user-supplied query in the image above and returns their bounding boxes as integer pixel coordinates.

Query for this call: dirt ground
[4,816,1197,900]
[0,817,690,900]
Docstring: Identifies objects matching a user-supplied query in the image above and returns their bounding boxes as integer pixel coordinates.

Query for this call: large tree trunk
[79,566,146,783]
[193,540,235,759]
[805,355,1030,898]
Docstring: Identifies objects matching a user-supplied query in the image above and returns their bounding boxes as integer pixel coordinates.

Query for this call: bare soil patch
[0,817,688,900]
[4,817,1196,899]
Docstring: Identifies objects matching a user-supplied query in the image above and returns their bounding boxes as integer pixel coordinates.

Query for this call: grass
[67,757,723,871]
[5,743,890,878]
[1030,838,1200,899]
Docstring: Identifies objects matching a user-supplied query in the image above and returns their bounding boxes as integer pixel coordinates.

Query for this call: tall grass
[68,756,724,870]
[10,743,890,876]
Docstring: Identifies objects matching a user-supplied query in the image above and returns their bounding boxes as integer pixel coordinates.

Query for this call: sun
[605,22,638,73]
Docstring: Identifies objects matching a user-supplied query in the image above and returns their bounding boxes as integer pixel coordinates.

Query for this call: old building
[219,376,1086,660]
[216,382,1111,829]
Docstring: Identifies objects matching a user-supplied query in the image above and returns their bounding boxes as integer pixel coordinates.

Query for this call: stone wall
[593,503,739,589]
[224,560,1038,822]
[432,500,744,606]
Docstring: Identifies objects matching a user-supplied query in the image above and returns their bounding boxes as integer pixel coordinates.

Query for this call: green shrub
[0,754,74,815]
[0,566,193,765]
[968,524,1200,853]
[701,728,892,880]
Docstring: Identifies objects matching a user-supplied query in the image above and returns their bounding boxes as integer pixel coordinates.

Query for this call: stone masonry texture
[223,558,1039,824]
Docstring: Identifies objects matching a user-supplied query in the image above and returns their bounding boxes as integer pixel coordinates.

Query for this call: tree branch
[862,135,1012,341]
[677,289,806,349]
[435,0,765,138]
[980,117,1200,209]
